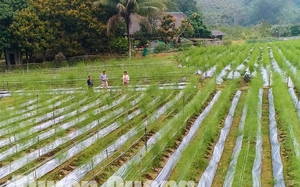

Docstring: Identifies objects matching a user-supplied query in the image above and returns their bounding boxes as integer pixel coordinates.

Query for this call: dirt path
[261,88,273,186]
[211,90,246,186]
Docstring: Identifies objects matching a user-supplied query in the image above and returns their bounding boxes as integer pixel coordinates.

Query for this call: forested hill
[197,0,300,26]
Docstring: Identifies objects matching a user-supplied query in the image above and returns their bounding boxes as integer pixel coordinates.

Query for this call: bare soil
[261,89,273,186]
[141,113,199,182]
[211,89,246,186]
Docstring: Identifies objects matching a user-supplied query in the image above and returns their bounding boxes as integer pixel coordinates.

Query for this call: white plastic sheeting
[107,83,187,92]
[0,94,140,179]
[289,88,300,111]
[269,49,287,83]
[227,58,249,80]
[276,47,297,75]
[266,47,297,90]
[287,88,300,157]
[0,91,11,97]
[201,66,216,79]
[236,63,245,72]
[11,83,187,97]
[223,106,247,187]
[197,90,241,187]
[195,70,203,75]
[0,97,101,149]
[0,107,124,180]
[7,92,182,187]
[0,96,61,129]
[270,59,286,82]
[269,49,294,88]
[1,98,45,123]
[284,60,297,75]
[0,96,76,135]
[15,87,83,96]
[260,66,270,87]
[52,92,183,187]
[252,89,263,187]
[149,91,222,187]
[286,77,294,88]
[0,98,37,117]
[288,88,300,124]
[270,47,300,172]
[227,71,241,79]
[101,91,221,187]
[244,67,257,78]
[0,94,129,162]
[268,89,285,187]
[216,65,231,85]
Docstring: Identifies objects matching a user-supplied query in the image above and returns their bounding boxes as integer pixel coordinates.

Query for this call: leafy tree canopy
[189,13,211,38]
[166,0,198,16]
[0,0,28,50]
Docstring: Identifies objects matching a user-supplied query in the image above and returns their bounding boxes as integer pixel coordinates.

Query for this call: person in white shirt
[123,71,130,86]
[100,71,108,88]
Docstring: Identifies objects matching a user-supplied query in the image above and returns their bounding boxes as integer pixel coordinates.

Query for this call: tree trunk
[4,49,8,66]
[25,50,29,64]
[43,50,46,62]
[126,21,131,58]
[26,50,29,72]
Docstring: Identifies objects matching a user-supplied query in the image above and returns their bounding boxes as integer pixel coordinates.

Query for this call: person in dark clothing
[87,76,94,95]
[87,76,93,87]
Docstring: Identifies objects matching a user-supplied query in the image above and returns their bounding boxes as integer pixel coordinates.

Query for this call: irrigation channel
[1,43,300,186]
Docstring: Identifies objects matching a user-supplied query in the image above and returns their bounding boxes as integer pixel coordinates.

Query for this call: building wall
[4,48,21,65]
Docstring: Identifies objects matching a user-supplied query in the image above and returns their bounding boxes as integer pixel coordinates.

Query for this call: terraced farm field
[1,41,300,187]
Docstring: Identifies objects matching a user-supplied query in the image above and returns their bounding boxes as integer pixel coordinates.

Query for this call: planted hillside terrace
[2,42,300,186]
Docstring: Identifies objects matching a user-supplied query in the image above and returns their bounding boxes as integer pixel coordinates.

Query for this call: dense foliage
[166,0,199,16]
[0,0,210,62]
[197,0,300,26]
[0,0,28,53]
[104,0,167,57]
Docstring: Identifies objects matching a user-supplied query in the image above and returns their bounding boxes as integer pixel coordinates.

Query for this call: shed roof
[164,12,187,28]
[128,12,187,35]
[212,30,225,36]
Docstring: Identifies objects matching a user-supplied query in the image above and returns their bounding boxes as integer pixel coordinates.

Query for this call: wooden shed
[212,30,226,41]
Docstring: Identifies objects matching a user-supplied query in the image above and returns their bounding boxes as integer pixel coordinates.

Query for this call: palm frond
[107,15,120,35]
[139,1,167,16]
[116,3,126,15]
[127,0,139,14]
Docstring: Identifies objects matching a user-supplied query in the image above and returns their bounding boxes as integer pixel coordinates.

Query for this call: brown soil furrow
[211,90,246,186]
[261,88,273,186]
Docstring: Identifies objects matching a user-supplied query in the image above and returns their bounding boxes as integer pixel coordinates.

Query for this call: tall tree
[97,0,167,57]
[158,14,178,43]
[21,0,107,58]
[0,0,27,64]
[9,8,47,63]
[189,13,211,38]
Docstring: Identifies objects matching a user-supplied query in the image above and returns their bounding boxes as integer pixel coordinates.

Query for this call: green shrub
[109,37,128,54]
[178,38,193,50]
[155,42,170,53]
[223,39,232,46]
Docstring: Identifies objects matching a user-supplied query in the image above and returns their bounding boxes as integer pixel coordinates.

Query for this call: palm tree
[95,0,166,57]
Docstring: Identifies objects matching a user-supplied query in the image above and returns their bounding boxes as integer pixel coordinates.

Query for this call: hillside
[197,0,300,26]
